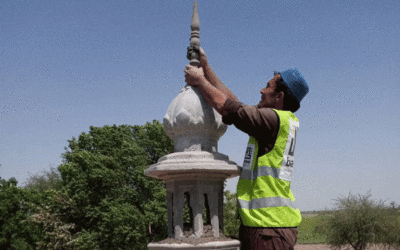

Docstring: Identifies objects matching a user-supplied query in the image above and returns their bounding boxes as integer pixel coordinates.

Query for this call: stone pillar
[190,187,204,238]
[167,190,174,238]
[145,2,241,249]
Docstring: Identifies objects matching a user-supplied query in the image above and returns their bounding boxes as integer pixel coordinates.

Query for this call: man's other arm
[184,65,229,115]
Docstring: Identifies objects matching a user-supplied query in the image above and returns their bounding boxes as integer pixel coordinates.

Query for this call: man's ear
[275,91,285,109]
[275,91,284,102]
[278,91,284,100]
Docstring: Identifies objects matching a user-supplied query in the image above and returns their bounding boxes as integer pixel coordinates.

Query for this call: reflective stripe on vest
[237,109,302,227]
[240,165,293,182]
[238,196,293,210]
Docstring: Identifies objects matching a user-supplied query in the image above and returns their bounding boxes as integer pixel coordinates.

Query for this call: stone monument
[145,2,241,249]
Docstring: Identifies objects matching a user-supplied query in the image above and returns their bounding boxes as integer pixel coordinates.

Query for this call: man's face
[257,74,282,109]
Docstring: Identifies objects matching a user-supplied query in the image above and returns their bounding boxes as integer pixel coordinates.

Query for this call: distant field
[297,211,400,244]
[301,213,320,218]
[297,214,326,244]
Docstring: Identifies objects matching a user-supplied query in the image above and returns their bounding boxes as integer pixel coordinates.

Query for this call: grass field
[297,214,327,244]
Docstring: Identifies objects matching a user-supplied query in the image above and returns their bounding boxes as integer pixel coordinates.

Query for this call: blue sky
[1,0,399,211]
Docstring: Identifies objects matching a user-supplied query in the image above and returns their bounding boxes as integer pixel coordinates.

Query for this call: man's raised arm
[198,48,239,103]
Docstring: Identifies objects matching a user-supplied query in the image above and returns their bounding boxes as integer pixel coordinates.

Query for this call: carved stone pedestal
[146,152,239,238]
[145,152,240,250]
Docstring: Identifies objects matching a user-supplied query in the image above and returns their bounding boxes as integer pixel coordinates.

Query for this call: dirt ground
[295,244,388,250]
[295,245,332,250]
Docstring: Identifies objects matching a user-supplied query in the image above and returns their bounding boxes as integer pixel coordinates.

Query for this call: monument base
[148,240,240,250]
[145,151,240,238]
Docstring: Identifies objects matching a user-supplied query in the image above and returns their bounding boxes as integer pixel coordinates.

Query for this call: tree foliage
[24,166,63,192]
[0,178,43,250]
[223,190,240,239]
[25,189,82,250]
[53,120,173,249]
[1,121,174,249]
[315,191,400,250]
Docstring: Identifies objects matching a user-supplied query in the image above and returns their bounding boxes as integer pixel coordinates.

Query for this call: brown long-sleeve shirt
[222,98,280,157]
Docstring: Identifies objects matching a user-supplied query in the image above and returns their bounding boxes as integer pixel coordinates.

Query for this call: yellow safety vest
[237,109,302,227]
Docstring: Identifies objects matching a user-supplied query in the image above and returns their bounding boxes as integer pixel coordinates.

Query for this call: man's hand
[184,65,205,87]
[198,47,208,68]
[187,46,208,68]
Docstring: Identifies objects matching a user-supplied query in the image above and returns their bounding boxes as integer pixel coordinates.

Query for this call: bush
[315,191,400,250]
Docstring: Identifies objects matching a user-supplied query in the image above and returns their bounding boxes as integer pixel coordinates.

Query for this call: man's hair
[275,78,300,112]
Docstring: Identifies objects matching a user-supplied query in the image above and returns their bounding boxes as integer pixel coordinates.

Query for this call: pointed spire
[191,1,200,31]
[188,1,200,66]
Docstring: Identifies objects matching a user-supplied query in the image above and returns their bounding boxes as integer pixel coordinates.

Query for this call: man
[184,48,309,250]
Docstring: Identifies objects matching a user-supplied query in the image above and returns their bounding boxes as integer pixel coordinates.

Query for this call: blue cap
[274,68,309,109]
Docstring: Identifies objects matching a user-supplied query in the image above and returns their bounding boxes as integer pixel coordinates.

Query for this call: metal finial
[188,1,200,66]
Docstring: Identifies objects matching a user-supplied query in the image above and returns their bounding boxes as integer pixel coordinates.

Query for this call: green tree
[315,191,400,250]
[223,191,240,239]
[25,189,82,250]
[0,177,44,250]
[24,166,63,192]
[55,121,173,249]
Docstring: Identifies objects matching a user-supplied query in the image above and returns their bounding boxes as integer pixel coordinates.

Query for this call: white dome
[163,85,227,152]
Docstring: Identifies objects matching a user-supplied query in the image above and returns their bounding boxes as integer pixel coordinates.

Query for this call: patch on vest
[280,118,299,182]
[242,143,256,170]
